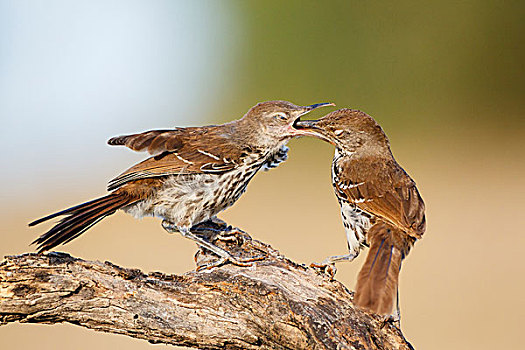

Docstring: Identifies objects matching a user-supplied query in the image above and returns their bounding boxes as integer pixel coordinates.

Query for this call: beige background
[1,1,524,349]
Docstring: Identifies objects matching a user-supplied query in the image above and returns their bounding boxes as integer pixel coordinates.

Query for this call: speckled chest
[123,149,275,227]
[331,150,373,253]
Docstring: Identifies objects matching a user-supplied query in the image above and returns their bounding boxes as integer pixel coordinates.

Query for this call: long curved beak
[305,102,335,111]
[294,102,334,121]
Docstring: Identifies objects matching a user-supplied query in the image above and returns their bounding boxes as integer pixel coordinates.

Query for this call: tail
[353,222,415,315]
[29,192,136,252]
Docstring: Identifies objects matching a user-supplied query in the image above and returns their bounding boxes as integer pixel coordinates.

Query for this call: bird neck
[336,141,394,162]
[231,118,284,151]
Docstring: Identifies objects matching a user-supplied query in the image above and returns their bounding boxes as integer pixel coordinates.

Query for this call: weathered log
[0,225,413,349]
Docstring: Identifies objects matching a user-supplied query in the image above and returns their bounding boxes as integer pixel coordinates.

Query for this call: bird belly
[339,201,372,255]
[121,167,258,228]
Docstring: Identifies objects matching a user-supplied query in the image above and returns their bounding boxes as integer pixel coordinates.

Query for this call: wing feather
[107,127,245,191]
[108,129,182,154]
[337,157,426,238]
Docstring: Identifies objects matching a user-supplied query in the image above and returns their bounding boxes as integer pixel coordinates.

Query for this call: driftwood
[0,223,413,349]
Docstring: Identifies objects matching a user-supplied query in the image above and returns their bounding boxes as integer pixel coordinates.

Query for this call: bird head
[294,108,390,153]
[239,100,335,145]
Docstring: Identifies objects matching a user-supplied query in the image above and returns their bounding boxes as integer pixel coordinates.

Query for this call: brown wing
[107,126,243,191]
[109,128,196,155]
[335,157,426,238]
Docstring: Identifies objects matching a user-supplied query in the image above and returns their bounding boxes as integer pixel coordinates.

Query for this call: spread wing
[335,157,426,238]
[107,127,243,191]
[108,129,185,155]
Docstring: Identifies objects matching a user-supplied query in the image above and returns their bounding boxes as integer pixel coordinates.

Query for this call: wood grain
[0,227,413,349]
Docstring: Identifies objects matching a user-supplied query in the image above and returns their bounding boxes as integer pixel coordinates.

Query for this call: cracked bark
[0,224,413,349]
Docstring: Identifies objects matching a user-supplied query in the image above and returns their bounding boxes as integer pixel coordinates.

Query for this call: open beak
[286,102,334,138]
[291,102,334,128]
[292,118,335,144]
[293,119,319,129]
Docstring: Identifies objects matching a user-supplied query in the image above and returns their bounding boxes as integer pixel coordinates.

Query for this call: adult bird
[295,108,426,319]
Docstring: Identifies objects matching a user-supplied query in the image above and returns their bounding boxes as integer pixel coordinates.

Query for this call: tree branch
[0,225,413,349]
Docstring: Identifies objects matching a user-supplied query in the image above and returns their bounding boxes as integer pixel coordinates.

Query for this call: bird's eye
[274,113,288,121]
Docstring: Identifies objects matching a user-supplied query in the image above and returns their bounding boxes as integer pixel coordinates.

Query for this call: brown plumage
[29,101,334,267]
[295,108,426,316]
[354,222,414,315]
[30,192,136,251]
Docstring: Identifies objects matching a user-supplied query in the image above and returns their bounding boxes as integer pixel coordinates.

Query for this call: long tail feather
[28,195,117,226]
[353,222,414,315]
[30,193,135,252]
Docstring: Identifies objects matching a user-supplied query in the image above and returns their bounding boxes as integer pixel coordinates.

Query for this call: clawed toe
[214,231,243,244]
[196,254,265,271]
[228,256,259,267]
[380,313,401,329]
[196,257,229,271]
[164,219,263,271]
[213,226,251,246]
[310,262,337,280]
[215,234,238,242]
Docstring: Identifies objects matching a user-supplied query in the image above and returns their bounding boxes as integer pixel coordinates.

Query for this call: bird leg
[310,253,358,280]
[161,220,263,270]
[394,287,401,325]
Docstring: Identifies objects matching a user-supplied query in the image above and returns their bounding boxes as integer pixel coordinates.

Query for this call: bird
[29,100,335,268]
[294,108,426,319]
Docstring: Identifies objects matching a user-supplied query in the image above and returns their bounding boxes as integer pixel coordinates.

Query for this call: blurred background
[1,1,524,349]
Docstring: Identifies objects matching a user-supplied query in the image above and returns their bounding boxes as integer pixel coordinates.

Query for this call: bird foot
[214,226,247,244]
[380,313,401,329]
[184,220,248,245]
[163,219,265,271]
[309,261,337,280]
[196,253,265,271]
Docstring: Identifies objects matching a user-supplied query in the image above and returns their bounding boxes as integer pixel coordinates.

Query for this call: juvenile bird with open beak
[294,108,426,320]
[30,100,334,269]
